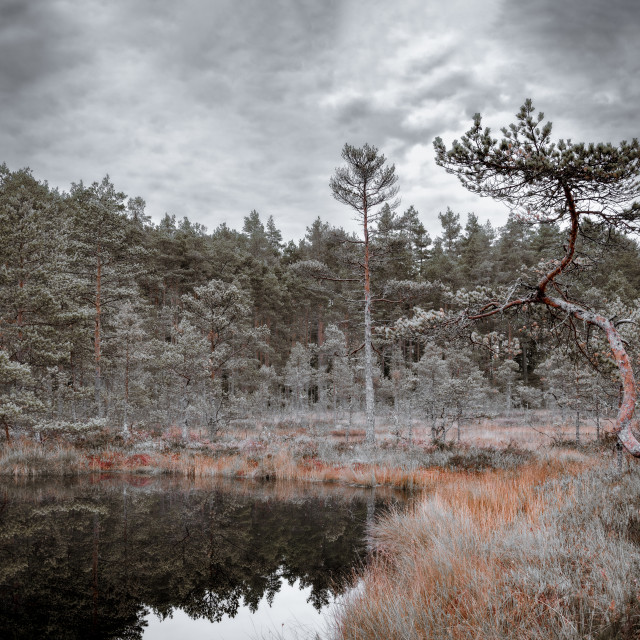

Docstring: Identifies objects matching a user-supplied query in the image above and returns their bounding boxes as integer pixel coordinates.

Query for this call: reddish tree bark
[435,100,640,457]
[467,186,640,456]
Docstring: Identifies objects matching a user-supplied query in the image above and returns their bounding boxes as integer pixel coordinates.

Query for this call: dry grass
[246,409,612,454]
[330,456,640,640]
[3,417,634,639]
[139,440,550,491]
[0,409,617,497]
[0,440,82,476]
[0,415,604,493]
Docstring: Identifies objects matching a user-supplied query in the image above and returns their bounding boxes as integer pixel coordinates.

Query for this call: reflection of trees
[0,479,396,639]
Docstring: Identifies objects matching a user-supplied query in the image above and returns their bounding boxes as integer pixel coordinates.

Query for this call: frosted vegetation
[1,147,639,449]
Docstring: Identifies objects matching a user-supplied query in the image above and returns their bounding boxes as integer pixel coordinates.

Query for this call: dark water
[0,475,404,639]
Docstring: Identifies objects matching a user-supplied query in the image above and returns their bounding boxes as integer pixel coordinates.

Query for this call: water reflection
[0,475,403,639]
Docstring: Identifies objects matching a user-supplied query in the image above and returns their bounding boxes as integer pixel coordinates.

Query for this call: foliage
[0,131,639,443]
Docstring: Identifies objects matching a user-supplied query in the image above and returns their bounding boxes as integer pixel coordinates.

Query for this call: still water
[0,475,405,639]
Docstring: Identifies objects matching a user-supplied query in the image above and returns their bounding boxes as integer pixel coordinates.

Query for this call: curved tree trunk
[543,296,640,456]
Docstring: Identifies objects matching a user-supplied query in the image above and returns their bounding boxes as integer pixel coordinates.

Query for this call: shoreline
[0,434,598,489]
[2,433,636,638]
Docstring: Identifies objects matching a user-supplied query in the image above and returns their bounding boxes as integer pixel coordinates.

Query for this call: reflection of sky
[143,578,333,640]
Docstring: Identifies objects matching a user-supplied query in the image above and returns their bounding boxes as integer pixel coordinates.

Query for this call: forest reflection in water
[0,474,405,639]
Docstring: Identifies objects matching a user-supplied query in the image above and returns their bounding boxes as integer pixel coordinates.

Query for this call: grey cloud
[1,0,638,242]
[495,0,640,135]
[0,1,81,96]
[498,0,639,64]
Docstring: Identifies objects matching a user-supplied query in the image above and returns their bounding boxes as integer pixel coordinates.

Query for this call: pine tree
[399,205,431,278]
[284,343,314,416]
[181,279,267,381]
[0,165,79,434]
[459,213,495,285]
[329,143,400,444]
[438,208,462,254]
[319,324,354,427]
[110,302,147,434]
[434,99,640,455]
[160,321,210,438]
[67,176,141,419]
[0,351,42,441]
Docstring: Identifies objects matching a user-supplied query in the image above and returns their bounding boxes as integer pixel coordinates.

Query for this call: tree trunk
[123,342,130,434]
[393,403,400,444]
[363,198,376,445]
[364,292,375,443]
[616,441,624,471]
[94,248,103,419]
[57,367,64,418]
[543,295,640,456]
[181,378,190,440]
[393,377,400,444]
[70,350,77,422]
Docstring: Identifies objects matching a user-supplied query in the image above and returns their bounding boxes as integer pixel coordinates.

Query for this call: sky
[1,0,639,242]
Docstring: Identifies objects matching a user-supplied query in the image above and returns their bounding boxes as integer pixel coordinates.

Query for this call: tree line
[2,103,640,444]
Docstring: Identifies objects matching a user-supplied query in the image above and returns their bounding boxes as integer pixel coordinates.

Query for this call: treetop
[434,100,640,230]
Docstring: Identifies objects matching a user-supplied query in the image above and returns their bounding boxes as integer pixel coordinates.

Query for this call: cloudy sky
[1,0,639,241]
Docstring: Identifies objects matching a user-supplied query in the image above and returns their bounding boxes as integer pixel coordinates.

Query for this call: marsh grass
[331,463,640,640]
[2,416,632,639]
[0,440,82,476]
[0,426,541,489]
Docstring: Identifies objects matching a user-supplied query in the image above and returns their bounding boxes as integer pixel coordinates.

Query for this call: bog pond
[0,475,407,639]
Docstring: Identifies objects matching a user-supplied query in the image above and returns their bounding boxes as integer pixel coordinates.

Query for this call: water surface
[0,475,404,639]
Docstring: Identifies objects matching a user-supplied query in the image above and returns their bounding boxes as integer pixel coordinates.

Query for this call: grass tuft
[330,462,640,640]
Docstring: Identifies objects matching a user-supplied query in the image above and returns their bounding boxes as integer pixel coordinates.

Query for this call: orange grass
[330,455,637,640]
[0,436,594,495]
